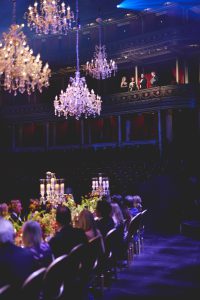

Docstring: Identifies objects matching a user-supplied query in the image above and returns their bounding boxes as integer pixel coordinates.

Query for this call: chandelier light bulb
[25,0,74,35]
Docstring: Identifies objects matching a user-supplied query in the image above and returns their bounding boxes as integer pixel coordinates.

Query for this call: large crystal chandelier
[0,1,51,96]
[25,0,74,35]
[86,18,117,80]
[54,0,101,120]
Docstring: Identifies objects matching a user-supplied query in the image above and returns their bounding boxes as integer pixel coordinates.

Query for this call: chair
[64,243,92,300]
[43,254,68,300]
[87,235,105,295]
[0,285,11,300]
[140,209,148,249]
[21,267,46,300]
[126,213,142,264]
[105,228,119,281]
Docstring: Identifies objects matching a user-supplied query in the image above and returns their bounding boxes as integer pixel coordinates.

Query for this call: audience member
[95,200,114,237]
[129,77,138,91]
[120,76,128,91]
[9,199,24,226]
[22,221,53,268]
[139,73,147,89]
[78,209,100,240]
[0,218,36,288]
[150,71,159,87]
[0,203,9,218]
[49,205,88,258]
[111,203,124,227]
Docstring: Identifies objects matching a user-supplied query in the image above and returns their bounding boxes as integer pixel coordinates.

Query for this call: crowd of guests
[120,71,159,91]
[0,194,143,291]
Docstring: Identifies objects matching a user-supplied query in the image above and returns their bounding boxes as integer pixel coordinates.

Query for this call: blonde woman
[78,209,105,252]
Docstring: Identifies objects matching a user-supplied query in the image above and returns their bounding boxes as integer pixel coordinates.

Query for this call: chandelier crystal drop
[0,24,51,95]
[54,0,101,120]
[25,0,74,35]
[86,18,117,80]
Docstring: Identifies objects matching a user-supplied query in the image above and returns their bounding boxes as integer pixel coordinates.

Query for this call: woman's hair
[111,203,124,226]
[0,218,14,244]
[78,209,97,234]
[22,221,42,248]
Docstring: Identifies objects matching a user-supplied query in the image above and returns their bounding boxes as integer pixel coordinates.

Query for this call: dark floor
[103,231,200,300]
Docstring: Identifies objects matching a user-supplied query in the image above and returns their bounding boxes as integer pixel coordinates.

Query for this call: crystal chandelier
[86,18,117,80]
[54,0,101,120]
[40,171,65,206]
[0,1,51,96]
[25,0,74,35]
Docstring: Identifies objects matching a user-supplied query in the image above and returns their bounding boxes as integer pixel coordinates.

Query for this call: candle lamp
[39,171,65,207]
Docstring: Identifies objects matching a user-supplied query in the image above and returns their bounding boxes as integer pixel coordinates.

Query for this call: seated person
[127,195,143,217]
[120,76,128,91]
[49,205,88,258]
[139,74,147,89]
[0,203,9,218]
[150,71,159,87]
[78,209,105,252]
[78,209,101,241]
[111,203,124,228]
[129,77,138,91]
[9,199,24,226]
[22,220,53,268]
[95,200,114,238]
[0,218,36,288]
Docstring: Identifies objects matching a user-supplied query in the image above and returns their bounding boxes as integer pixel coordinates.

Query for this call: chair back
[43,254,68,300]
[88,235,104,272]
[0,285,11,300]
[127,213,142,241]
[21,267,46,300]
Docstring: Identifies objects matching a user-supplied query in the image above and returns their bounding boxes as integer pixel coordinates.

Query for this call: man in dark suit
[9,199,24,226]
[139,73,147,89]
[49,205,88,258]
[0,218,36,288]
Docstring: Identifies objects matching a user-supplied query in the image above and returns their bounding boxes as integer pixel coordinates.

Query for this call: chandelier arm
[76,0,79,73]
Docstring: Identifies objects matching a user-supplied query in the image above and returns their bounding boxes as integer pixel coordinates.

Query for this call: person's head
[96,200,112,218]
[122,76,126,81]
[10,200,22,214]
[141,73,144,78]
[0,203,9,217]
[56,205,71,227]
[131,77,135,82]
[125,195,134,208]
[111,194,123,207]
[78,209,97,233]
[0,218,15,245]
[111,203,124,225]
[22,221,42,248]
[133,195,142,208]
[151,71,156,76]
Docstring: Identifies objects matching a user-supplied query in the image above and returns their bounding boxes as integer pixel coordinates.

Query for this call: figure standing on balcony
[120,76,128,91]
[129,77,138,91]
[139,73,147,89]
[150,71,159,87]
